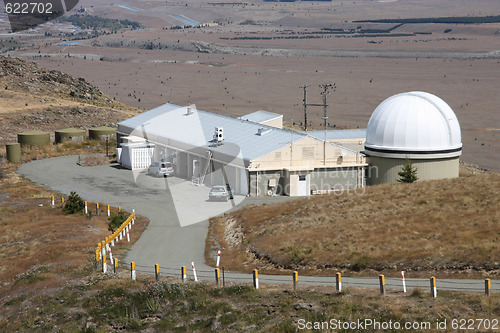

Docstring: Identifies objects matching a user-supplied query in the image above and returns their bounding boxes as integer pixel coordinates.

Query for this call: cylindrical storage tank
[89,126,116,141]
[6,143,21,162]
[55,128,86,144]
[18,130,50,147]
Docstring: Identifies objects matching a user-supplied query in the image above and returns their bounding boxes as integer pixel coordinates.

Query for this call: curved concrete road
[19,156,500,293]
[18,156,296,272]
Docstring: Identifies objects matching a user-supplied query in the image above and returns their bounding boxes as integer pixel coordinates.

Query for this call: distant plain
[2,0,499,170]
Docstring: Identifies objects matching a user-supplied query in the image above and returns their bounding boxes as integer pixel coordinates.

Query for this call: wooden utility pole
[320,83,335,165]
[299,83,335,164]
[300,85,310,131]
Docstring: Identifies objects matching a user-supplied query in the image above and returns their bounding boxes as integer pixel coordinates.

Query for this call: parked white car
[148,161,174,177]
[208,185,230,201]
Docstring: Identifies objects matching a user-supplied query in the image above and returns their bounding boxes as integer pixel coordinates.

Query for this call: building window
[302,147,314,159]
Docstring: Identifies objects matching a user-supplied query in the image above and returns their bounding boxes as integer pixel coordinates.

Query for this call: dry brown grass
[0,171,148,319]
[207,173,500,278]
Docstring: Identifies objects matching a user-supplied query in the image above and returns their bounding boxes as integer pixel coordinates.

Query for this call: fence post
[85,201,88,214]
[102,254,107,274]
[127,228,130,242]
[379,274,385,295]
[155,264,160,281]
[114,258,118,274]
[292,271,298,292]
[336,272,342,293]
[109,246,113,264]
[430,277,437,298]
[96,203,99,215]
[402,271,407,293]
[253,269,259,289]
[51,195,54,207]
[132,209,135,225]
[95,249,100,269]
[215,268,220,287]
[181,266,187,282]
[101,241,106,256]
[107,205,110,217]
[131,261,136,281]
[485,279,491,296]
[192,262,198,282]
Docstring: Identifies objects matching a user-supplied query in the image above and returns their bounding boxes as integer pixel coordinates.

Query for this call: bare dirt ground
[1,0,499,172]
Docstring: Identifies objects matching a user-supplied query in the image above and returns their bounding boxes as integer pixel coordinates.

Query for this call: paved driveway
[18,155,295,272]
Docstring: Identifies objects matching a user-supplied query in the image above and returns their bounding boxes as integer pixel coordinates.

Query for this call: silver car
[209,185,230,202]
[148,161,174,177]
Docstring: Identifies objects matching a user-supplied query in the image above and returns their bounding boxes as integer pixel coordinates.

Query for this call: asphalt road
[18,156,499,293]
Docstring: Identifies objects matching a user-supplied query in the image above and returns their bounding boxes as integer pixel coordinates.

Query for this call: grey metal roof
[238,110,283,124]
[304,129,367,141]
[117,104,306,162]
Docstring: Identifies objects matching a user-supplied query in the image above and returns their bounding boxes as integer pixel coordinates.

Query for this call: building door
[297,174,307,196]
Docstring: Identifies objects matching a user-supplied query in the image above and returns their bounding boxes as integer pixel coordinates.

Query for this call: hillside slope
[0,56,138,145]
[207,173,500,278]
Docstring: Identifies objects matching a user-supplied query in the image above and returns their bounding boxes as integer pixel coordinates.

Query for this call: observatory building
[116,104,367,197]
[364,91,462,185]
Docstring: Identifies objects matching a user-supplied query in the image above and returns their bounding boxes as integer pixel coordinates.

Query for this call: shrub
[62,191,85,214]
[108,210,128,232]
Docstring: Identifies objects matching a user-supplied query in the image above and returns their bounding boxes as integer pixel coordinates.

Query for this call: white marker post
[107,205,110,217]
[192,262,198,282]
[84,201,88,214]
[253,269,259,289]
[336,272,342,293]
[132,209,135,225]
[51,195,54,207]
[131,262,136,281]
[102,255,107,274]
[401,271,407,293]
[430,277,437,298]
[126,227,130,242]
[216,250,221,268]
[109,247,113,264]
[181,266,187,282]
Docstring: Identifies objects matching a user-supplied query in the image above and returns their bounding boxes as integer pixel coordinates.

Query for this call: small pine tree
[62,191,85,214]
[108,210,128,232]
[398,157,418,183]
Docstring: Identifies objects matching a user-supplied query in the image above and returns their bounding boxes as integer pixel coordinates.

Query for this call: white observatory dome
[365,91,462,158]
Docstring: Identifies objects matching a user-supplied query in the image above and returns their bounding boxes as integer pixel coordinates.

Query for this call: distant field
[207,173,500,278]
[2,0,499,172]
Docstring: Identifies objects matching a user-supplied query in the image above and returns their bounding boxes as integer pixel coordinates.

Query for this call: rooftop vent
[185,104,196,116]
[257,127,272,136]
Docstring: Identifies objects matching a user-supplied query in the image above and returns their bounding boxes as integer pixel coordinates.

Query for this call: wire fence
[94,258,498,297]
[84,196,497,297]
